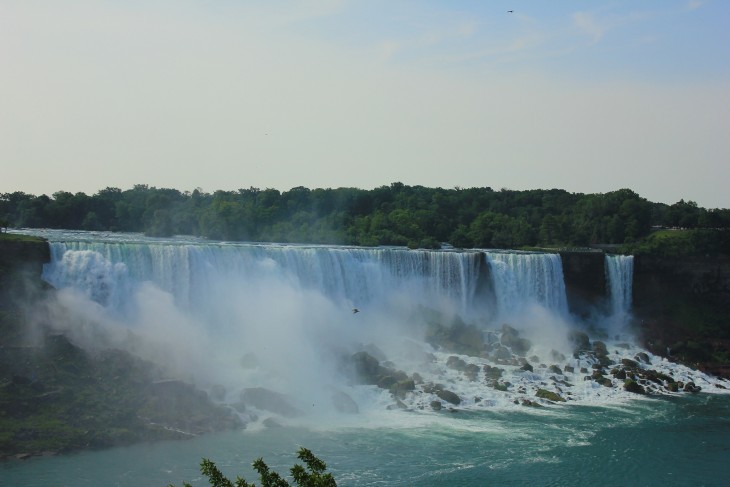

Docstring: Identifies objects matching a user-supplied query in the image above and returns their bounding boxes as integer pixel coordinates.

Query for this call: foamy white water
[14,229,730,430]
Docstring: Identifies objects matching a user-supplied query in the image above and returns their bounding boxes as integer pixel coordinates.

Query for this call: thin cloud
[572,8,653,45]
[687,0,704,10]
[573,12,606,44]
[375,20,479,62]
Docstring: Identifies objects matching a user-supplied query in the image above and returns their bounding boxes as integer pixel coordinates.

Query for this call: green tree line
[2,183,729,249]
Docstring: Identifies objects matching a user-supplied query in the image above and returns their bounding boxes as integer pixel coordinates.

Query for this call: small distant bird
[508,10,514,13]
[352,308,360,314]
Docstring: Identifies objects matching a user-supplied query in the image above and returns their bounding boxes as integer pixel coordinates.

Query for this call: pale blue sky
[1,0,728,207]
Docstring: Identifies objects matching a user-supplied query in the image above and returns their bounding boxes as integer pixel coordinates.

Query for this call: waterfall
[42,236,576,323]
[485,251,569,318]
[42,239,487,319]
[605,254,634,317]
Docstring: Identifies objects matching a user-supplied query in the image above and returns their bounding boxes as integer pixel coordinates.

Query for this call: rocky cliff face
[631,254,730,377]
[559,251,607,318]
[560,250,730,377]
[633,255,730,310]
[0,236,50,303]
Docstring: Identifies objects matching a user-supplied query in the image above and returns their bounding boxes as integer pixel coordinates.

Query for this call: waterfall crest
[43,240,489,319]
[43,237,573,323]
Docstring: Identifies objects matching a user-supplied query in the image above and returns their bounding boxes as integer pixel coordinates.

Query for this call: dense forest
[2,183,729,251]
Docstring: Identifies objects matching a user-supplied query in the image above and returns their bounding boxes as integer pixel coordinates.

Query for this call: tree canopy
[2,184,729,250]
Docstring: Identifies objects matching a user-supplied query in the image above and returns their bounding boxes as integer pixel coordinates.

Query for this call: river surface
[2,394,729,486]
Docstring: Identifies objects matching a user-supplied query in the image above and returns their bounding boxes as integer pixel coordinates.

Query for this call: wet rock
[390,379,416,399]
[623,379,645,394]
[611,368,627,380]
[464,363,481,381]
[592,341,608,358]
[350,351,382,383]
[436,389,461,405]
[446,356,467,371]
[501,330,532,356]
[635,352,651,364]
[535,388,566,402]
[548,365,563,375]
[492,346,513,362]
[521,399,543,408]
[430,400,442,411]
[483,365,503,380]
[621,358,639,368]
[683,382,701,393]
[520,362,534,372]
[564,365,575,373]
[569,330,591,352]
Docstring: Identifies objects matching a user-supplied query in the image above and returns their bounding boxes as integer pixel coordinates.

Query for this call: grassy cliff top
[0,232,46,244]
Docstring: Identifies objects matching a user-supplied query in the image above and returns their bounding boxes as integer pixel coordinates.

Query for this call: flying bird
[352,308,360,314]
[508,10,514,13]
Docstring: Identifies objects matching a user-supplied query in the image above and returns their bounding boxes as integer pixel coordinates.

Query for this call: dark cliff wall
[633,255,730,311]
[0,236,50,303]
[559,251,607,318]
[632,255,730,374]
[559,250,730,376]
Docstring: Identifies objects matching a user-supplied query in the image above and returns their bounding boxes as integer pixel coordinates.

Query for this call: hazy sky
[1,0,729,208]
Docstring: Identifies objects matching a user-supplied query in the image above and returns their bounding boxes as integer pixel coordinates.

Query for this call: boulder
[390,379,416,399]
[492,346,513,361]
[446,356,467,371]
[464,363,480,381]
[623,379,645,394]
[430,400,442,411]
[350,351,382,384]
[569,330,591,352]
[635,352,651,364]
[436,389,461,405]
[520,362,534,372]
[500,324,532,355]
[621,358,639,368]
[535,389,566,402]
[483,365,504,380]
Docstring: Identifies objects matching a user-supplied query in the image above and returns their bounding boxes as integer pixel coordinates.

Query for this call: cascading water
[605,254,634,319]
[19,229,727,423]
[485,251,569,318]
[43,239,487,320]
